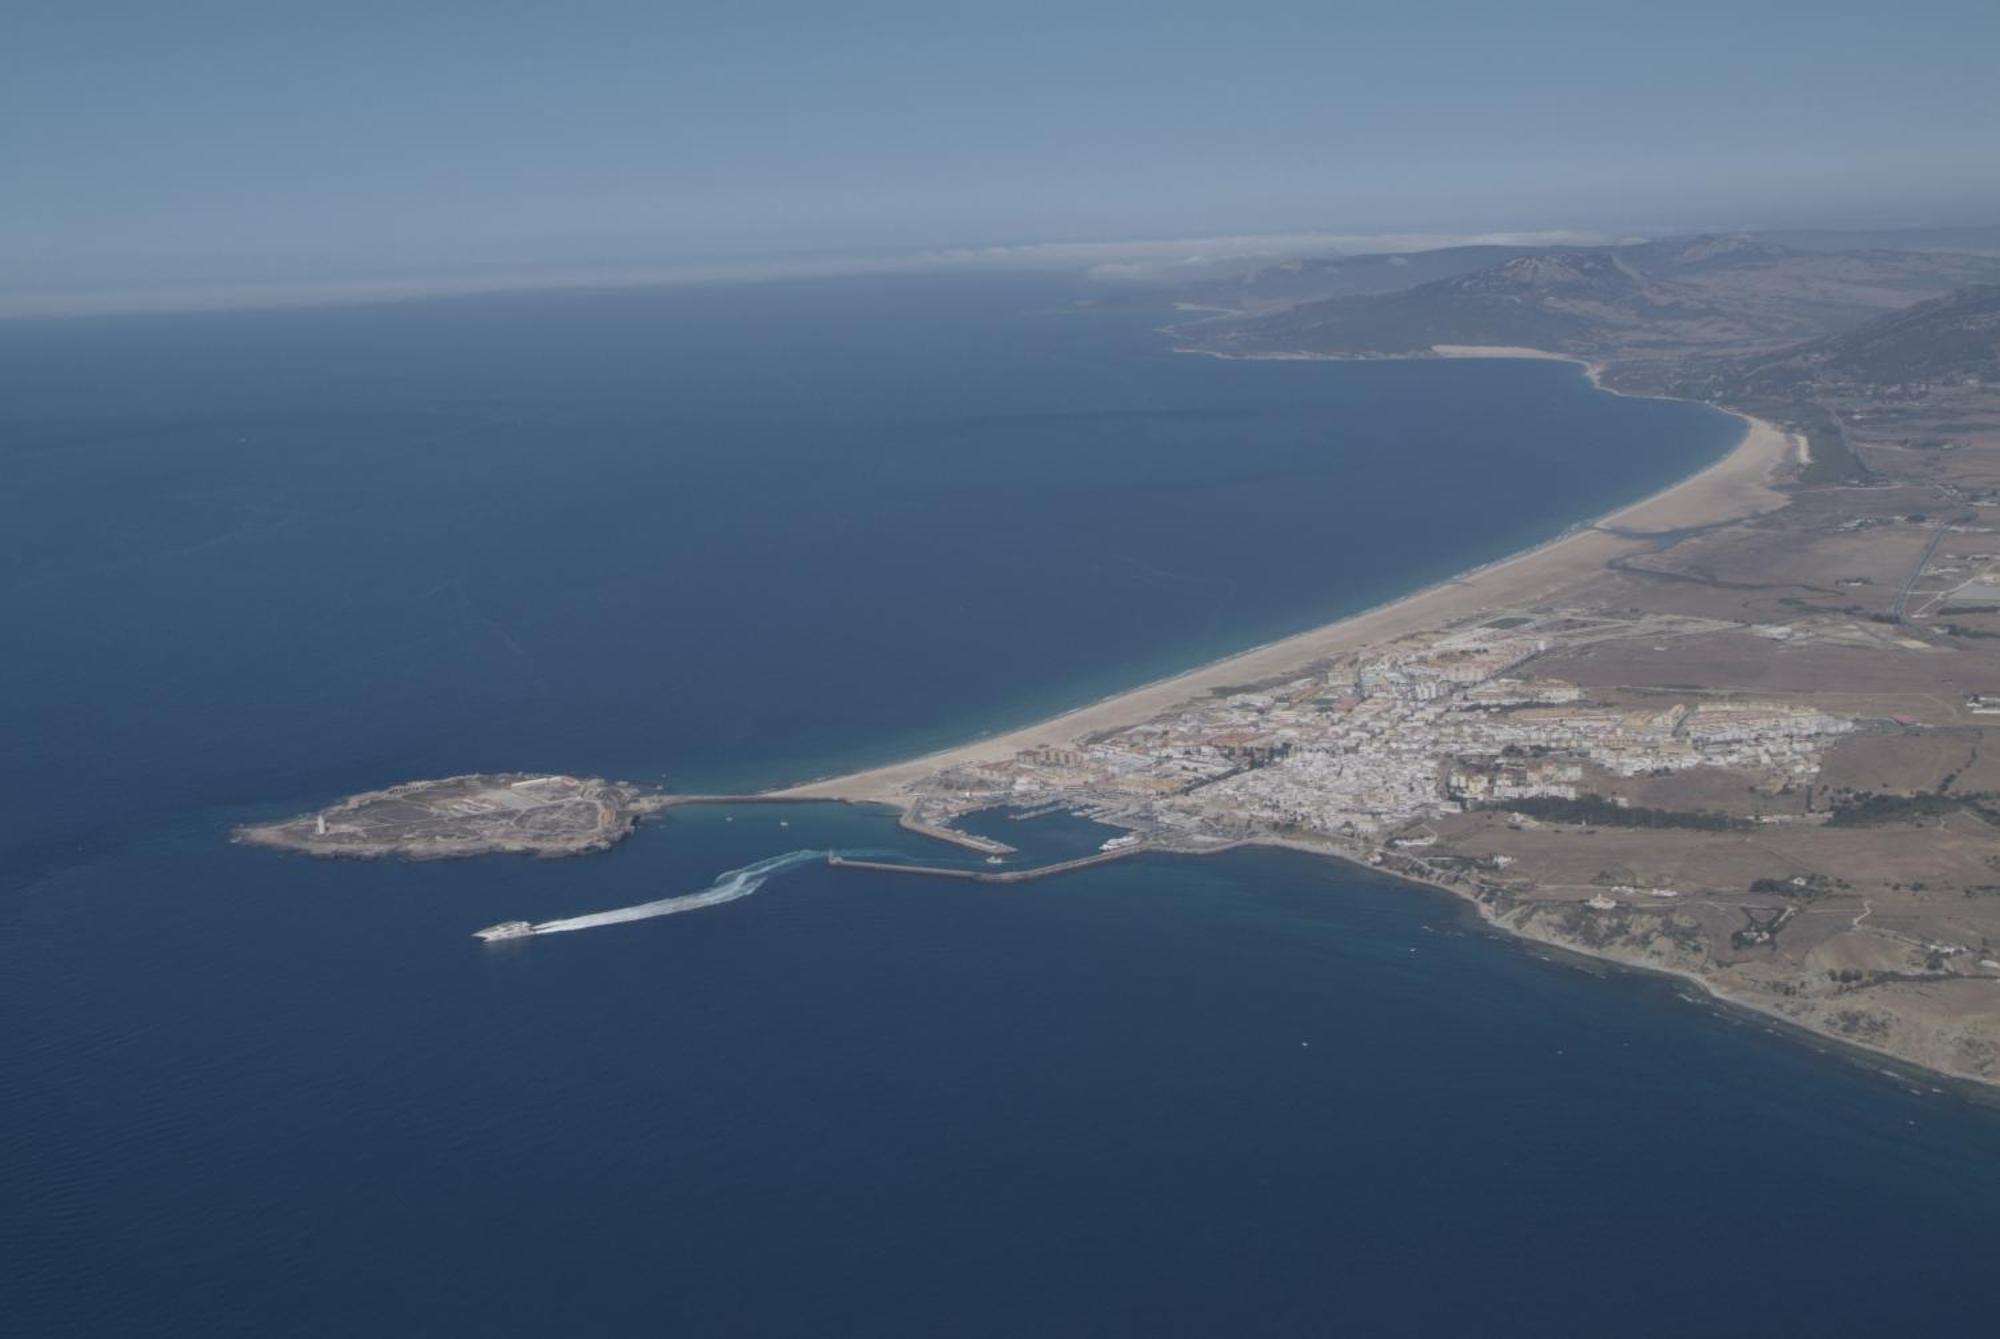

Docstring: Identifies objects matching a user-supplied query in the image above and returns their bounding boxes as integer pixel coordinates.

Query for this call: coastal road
[1893,523,1948,623]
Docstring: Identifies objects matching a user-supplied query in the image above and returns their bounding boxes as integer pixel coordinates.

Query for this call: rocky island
[234,773,670,860]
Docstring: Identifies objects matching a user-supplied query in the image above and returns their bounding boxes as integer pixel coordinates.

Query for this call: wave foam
[530,849,823,935]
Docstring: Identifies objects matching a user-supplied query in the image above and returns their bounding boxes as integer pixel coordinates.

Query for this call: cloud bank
[0,228,1619,320]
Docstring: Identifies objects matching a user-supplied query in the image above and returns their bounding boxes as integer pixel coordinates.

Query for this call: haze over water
[5,274,1998,1335]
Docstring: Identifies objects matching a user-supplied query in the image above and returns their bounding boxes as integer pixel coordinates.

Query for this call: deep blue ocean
[5,274,1998,1336]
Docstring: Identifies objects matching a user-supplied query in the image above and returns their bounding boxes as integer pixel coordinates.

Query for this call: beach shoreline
[771,348,1795,805]
[761,348,1990,1089]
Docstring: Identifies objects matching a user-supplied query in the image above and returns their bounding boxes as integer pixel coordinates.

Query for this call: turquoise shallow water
[5,274,1995,1336]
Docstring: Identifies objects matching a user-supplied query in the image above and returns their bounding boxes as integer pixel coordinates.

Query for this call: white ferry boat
[474,920,536,942]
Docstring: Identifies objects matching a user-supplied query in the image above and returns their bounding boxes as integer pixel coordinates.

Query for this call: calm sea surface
[4,275,1997,1336]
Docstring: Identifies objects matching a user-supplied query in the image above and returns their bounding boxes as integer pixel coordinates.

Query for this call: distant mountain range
[1193,249,1701,354]
[1178,235,2000,369]
[1164,244,1558,312]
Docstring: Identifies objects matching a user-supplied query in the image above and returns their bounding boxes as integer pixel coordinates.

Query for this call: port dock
[895,814,1016,855]
[644,793,837,810]
[826,845,1145,884]
[645,795,1019,856]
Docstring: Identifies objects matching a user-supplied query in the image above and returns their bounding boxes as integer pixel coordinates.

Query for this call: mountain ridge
[1182,236,2000,366]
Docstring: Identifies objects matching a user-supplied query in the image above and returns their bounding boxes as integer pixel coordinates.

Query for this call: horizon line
[0,228,1630,321]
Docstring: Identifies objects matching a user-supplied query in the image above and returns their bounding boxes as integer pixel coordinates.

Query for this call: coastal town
[900,610,1854,856]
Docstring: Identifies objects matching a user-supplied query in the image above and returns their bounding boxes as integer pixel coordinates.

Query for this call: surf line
[476,849,823,941]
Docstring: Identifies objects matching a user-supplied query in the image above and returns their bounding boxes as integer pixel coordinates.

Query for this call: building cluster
[909,612,1853,847]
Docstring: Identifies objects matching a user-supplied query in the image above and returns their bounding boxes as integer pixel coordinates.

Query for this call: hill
[1733,284,2000,393]
[1182,237,2000,364]
[1160,244,1568,314]
[1187,248,1739,357]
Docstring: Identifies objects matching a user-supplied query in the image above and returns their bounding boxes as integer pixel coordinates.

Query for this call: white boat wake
[496,849,826,939]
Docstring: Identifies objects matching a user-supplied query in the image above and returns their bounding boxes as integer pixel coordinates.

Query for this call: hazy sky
[6,0,1998,303]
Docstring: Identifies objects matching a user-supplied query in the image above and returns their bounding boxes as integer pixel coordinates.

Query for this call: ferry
[1099,834,1141,852]
[474,920,536,942]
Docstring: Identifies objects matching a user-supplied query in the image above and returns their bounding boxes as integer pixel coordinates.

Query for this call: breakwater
[896,814,1016,855]
[648,793,1019,855]
[645,793,835,809]
[826,845,1143,884]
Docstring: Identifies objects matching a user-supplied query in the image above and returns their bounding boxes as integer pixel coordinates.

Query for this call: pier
[643,794,1018,856]
[896,814,1016,855]
[643,793,835,809]
[826,845,1144,884]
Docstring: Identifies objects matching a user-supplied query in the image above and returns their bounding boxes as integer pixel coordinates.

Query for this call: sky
[5,0,1998,310]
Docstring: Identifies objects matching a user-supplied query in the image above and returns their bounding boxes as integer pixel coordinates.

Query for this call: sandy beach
[773,351,1796,804]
